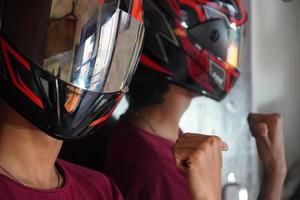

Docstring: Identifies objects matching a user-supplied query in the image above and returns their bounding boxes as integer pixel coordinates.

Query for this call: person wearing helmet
[0,0,144,198]
[105,0,286,199]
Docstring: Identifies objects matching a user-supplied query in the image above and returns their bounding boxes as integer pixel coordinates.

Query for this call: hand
[173,133,228,200]
[248,113,287,177]
[248,113,287,200]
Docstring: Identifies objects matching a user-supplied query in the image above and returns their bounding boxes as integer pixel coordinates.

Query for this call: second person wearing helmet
[105,0,286,199]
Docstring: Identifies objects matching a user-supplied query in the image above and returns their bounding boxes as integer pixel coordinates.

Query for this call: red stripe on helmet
[140,54,172,76]
[0,38,44,109]
[232,0,248,26]
[131,0,144,24]
[89,94,123,127]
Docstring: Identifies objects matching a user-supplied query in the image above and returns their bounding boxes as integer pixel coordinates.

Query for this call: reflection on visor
[227,44,238,67]
[187,5,243,67]
[2,0,144,93]
[44,1,144,93]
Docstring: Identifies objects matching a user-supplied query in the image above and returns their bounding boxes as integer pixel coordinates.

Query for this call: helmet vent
[210,29,220,42]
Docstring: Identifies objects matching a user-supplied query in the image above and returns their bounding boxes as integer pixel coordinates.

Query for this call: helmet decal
[0,38,44,108]
[144,0,179,62]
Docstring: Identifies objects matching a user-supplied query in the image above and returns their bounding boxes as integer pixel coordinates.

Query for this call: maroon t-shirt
[0,159,123,200]
[105,120,191,200]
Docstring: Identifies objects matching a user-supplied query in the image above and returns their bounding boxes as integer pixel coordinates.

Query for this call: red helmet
[0,0,144,140]
[141,0,247,100]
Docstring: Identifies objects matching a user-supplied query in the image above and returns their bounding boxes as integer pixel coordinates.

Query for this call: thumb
[250,123,272,147]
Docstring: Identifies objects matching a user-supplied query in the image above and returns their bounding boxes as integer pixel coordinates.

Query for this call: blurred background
[114,0,300,199]
[252,0,300,199]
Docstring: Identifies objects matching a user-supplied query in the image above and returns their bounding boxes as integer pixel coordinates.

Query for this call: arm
[248,113,287,200]
[173,133,228,200]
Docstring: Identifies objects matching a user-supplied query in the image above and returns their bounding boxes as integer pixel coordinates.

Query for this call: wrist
[188,176,221,200]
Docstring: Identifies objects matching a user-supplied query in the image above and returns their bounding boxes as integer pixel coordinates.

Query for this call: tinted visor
[187,5,244,67]
[1,0,144,93]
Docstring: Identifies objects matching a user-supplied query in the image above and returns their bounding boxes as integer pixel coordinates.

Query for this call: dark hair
[127,65,170,110]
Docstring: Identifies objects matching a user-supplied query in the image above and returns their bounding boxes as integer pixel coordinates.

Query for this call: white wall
[252,0,300,168]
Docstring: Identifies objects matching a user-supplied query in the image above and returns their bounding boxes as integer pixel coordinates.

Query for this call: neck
[128,85,195,143]
[0,101,63,189]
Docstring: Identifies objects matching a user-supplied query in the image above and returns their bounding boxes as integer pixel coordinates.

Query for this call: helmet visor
[1,0,144,93]
[186,5,245,67]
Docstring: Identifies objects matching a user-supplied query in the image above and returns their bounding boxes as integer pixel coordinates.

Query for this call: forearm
[257,169,287,200]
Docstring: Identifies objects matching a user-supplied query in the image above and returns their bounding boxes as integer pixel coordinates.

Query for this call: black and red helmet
[141,0,247,101]
[0,0,144,140]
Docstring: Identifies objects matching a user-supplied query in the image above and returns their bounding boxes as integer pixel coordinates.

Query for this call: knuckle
[273,113,282,120]
[202,142,211,150]
[206,136,221,145]
[184,133,193,137]
[213,136,221,142]
[206,137,214,144]
[271,113,283,123]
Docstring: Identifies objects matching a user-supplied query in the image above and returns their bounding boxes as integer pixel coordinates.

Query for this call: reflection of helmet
[0,0,144,140]
[141,0,247,101]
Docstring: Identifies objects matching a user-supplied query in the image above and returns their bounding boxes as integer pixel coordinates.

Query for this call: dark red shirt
[0,159,123,200]
[105,120,191,200]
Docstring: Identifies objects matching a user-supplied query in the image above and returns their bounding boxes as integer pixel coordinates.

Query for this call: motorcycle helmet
[0,0,144,140]
[141,0,247,100]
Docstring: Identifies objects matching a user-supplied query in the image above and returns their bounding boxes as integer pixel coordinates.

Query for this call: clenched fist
[173,133,228,200]
[248,113,287,200]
